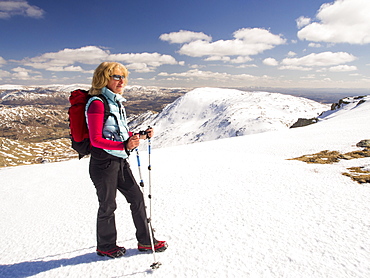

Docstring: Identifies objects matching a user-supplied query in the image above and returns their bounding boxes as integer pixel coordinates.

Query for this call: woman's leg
[90,157,120,251]
[117,159,151,245]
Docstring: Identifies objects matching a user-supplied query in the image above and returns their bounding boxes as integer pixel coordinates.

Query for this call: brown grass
[289,148,370,184]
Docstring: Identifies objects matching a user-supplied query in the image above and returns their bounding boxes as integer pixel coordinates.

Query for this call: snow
[138,88,330,148]
[1,91,370,277]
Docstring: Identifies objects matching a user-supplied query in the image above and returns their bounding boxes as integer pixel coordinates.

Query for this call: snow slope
[138,87,330,148]
[0,94,370,278]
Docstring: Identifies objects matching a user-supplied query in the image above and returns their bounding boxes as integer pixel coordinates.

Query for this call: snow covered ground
[0,93,370,277]
[138,88,330,148]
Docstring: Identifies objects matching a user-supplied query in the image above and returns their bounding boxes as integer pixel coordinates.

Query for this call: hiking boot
[97,246,126,258]
[138,240,168,252]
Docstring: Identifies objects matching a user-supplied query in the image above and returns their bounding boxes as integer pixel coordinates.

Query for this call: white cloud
[230,56,253,64]
[20,46,109,69]
[308,43,322,48]
[296,16,311,29]
[11,66,41,80]
[112,52,177,67]
[233,28,285,45]
[0,0,44,19]
[279,65,313,71]
[46,66,84,72]
[297,0,370,44]
[17,46,179,73]
[281,51,357,67]
[287,51,296,57]
[12,66,34,73]
[189,64,206,69]
[0,56,6,66]
[158,69,258,81]
[159,30,212,44]
[263,58,279,66]
[164,28,286,63]
[204,56,231,62]
[329,65,357,72]
[204,55,252,64]
[112,52,178,72]
[0,69,11,78]
[124,63,152,73]
[300,74,317,79]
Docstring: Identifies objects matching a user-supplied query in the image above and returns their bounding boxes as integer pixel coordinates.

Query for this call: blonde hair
[89,62,129,96]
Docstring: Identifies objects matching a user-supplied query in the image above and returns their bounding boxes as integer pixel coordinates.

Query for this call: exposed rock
[356,139,370,148]
[331,95,367,110]
[290,117,318,128]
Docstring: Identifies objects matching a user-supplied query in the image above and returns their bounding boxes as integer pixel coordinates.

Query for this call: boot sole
[138,242,168,253]
[97,249,126,258]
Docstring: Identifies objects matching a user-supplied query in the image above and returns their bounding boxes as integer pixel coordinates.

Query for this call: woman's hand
[145,127,154,139]
[126,134,140,150]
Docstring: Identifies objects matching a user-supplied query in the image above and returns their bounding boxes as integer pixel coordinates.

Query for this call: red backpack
[68,89,110,159]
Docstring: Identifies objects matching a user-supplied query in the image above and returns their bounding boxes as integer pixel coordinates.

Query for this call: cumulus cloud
[0,56,6,66]
[308,43,322,48]
[329,65,357,72]
[297,0,370,44]
[263,58,279,66]
[11,66,41,80]
[281,51,357,67]
[0,0,44,19]
[158,69,258,81]
[161,28,286,63]
[17,46,179,73]
[0,69,11,78]
[159,30,212,44]
[112,52,178,72]
[296,16,311,29]
[279,65,313,71]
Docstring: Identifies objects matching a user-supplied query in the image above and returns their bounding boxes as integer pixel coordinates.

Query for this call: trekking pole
[135,148,144,188]
[146,137,161,269]
[135,140,161,270]
[147,137,153,222]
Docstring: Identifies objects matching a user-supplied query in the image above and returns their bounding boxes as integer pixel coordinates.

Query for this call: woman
[86,62,167,258]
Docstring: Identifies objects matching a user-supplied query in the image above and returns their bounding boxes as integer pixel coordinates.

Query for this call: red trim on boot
[138,241,167,252]
[97,246,126,258]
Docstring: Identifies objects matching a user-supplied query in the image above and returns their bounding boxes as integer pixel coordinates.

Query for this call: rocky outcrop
[331,95,367,110]
[356,139,370,148]
[290,117,318,128]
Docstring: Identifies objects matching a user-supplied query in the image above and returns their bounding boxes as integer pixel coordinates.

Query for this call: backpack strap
[96,94,111,123]
[86,94,121,135]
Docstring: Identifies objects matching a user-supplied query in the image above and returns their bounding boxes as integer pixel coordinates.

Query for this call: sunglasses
[110,75,126,81]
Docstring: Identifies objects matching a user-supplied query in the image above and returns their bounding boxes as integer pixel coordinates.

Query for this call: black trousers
[89,150,151,251]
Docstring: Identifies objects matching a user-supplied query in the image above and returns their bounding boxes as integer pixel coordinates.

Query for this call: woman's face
[106,68,125,94]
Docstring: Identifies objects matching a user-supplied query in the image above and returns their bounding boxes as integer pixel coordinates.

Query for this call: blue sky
[0,0,369,89]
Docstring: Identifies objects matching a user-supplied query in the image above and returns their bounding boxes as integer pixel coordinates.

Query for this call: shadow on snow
[0,248,145,277]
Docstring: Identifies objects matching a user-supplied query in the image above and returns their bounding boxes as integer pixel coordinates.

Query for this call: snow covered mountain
[0,84,187,107]
[0,89,369,277]
[0,85,365,168]
[137,87,330,148]
[0,84,188,167]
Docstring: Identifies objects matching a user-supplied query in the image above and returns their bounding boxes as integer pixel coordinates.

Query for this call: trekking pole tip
[150,262,161,269]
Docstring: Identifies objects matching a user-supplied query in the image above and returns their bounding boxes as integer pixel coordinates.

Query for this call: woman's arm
[87,100,125,150]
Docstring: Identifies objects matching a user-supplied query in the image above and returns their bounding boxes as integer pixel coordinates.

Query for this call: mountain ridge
[0,85,367,167]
